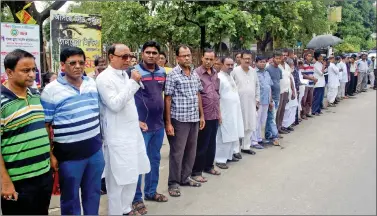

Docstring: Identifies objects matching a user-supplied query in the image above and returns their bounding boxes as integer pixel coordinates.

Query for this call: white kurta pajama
[231,66,260,150]
[215,71,244,163]
[96,66,150,215]
[327,63,340,103]
[282,74,298,128]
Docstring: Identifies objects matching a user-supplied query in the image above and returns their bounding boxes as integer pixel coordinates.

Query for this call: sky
[34,1,75,13]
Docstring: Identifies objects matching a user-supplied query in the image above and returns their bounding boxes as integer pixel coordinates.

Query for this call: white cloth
[215,132,239,163]
[231,66,260,132]
[369,72,375,87]
[327,87,338,103]
[251,104,269,145]
[337,83,346,98]
[96,65,150,214]
[313,61,326,87]
[328,63,340,88]
[350,63,356,73]
[241,130,253,150]
[105,146,137,215]
[279,63,291,93]
[282,74,298,128]
[298,85,306,112]
[340,61,348,83]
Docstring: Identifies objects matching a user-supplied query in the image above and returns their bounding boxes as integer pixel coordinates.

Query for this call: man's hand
[199,117,205,130]
[166,123,175,136]
[291,92,296,100]
[269,102,274,111]
[50,153,58,172]
[1,180,18,201]
[219,116,222,125]
[139,121,148,132]
[131,69,141,82]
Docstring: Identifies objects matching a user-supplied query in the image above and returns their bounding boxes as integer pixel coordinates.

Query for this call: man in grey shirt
[264,51,282,145]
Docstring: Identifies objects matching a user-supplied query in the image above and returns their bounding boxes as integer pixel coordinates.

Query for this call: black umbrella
[306,34,342,49]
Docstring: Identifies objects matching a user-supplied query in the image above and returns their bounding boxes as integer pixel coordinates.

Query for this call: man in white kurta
[231,51,260,155]
[215,57,244,169]
[96,44,150,215]
[327,56,340,106]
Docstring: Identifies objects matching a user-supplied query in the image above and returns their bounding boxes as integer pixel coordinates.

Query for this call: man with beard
[192,49,221,183]
[231,50,260,155]
[215,57,244,169]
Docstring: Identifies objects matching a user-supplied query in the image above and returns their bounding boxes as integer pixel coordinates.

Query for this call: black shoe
[281,127,291,133]
[287,126,294,131]
[306,114,314,118]
[233,153,242,160]
[228,156,239,162]
[241,149,256,155]
[279,129,289,134]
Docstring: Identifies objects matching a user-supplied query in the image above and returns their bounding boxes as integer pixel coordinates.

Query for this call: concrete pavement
[49,90,376,215]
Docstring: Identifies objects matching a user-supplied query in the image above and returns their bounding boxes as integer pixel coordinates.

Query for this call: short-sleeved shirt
[1,86,50,182]
[357,60,369,73]
[129,63,166,131]
[257,68,273,105]
[266,64,282,102]
[301,61,315,86]
[194,66,220,120]
[165,65,203,122]
[40,73,102,162]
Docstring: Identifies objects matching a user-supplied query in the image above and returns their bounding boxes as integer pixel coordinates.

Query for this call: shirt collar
[177,64,194,76]
[57,71,88,85]
[1,85,37,100]
[138,61,160,73]
[197,65,216,75]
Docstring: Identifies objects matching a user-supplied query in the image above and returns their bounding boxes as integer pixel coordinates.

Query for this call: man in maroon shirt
[192,49,221,183]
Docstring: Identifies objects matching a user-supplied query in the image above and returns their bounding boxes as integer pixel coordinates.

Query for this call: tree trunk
[200,26,206,55]
[257,31,273,52]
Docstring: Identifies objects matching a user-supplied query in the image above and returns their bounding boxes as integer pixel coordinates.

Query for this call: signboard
[1,23,41,87]
[50,10,102,76]
[328,6,342,23]
[15,2,37,24]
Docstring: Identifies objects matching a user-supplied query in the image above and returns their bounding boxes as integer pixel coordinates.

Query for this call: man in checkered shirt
[164,45,205,197]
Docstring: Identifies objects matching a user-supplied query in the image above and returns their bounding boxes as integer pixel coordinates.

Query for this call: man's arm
[45,123,58,171]
[198,93,205,130]
[0,153,18,200]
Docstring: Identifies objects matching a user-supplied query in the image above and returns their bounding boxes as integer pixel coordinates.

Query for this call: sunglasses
[113,53,130,60]
[66,60,85,66]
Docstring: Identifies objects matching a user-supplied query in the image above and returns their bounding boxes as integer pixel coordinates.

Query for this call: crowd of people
[1,41,376,215]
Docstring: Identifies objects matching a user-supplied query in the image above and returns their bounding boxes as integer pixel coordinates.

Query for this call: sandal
[180,177,201,187]
[192,175,208,182]
[123,209,141,215]
[145,192,168,202]
[204,168,221,175]
[168,187,181,197]
[215,163,228,169]
[132,201,147,215]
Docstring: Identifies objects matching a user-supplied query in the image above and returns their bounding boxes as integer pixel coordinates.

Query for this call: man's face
[350,58,355,63]
[202,51,215,70]
[318,55,323,61]
[130,58,138,66]
[158,54,167,67]
[61,54,85,80]
[241,54,252,68]
[213,58,222,72]
[142,46,159,65]
[6,57,36,88]
[96,59,107,73]
[176,47,192,68]
[289,51,294,58]
[273,55,282,66]
[221,58,234,73]
[236,54,241,64]
[282,52,288,61]
[362,55,367,60]
[306,53,313,62]
[109,45,131,70]
[256,59,266,69]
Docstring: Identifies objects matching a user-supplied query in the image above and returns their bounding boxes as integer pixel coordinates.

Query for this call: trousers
[265,98,279,140]
[251,104,269,145]
[301,86,314,116]
[276,92,289,130]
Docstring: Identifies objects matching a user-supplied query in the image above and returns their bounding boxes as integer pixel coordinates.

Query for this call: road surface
[49,90,376,215]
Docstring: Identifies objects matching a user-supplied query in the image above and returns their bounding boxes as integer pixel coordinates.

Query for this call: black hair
[175,44,191,56]
[4,49,35,70]
[282,48,289,53]
[314,50,322,60]
[240,50,253,58]
[255,56,267,62]
[130,55,137,60]
[159,52,168,64]
[221,56,233,64]
[272,51,282,58]
[42,72,56,86]
[60,47,86,63]
[298,60,304,65]
[142,41,161,53]
[287,48,294,54]
[203,48,216,57]
[335,56,341,61]
[94,56,105,67]
[107,44,117,61]
[341,55,347,60]
[351,54,357,59]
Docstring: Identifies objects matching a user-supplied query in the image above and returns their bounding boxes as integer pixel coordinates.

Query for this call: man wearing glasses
[41,47,105,215]
[96,44,150,215]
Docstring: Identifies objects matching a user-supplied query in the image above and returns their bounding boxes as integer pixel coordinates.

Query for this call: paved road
[50,90,376,215]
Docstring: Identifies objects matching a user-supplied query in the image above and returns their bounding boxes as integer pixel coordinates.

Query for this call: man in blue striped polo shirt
[300,52,318,119]
[129,41,168,214]
[40,47,105,215]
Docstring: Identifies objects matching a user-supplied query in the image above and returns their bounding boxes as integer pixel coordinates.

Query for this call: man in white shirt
[276,49,291,134]
[96,44,151,215]
[337,56,348,100]
[312,51,326,115]
[327,56,340,107]
[356,53,369,93]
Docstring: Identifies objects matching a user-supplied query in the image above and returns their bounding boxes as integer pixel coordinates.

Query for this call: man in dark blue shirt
[130,41,168,214]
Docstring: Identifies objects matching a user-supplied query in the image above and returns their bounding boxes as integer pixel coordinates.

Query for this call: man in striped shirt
[41,47,105,215]
[1,49,52,214]
[300,52,318,119]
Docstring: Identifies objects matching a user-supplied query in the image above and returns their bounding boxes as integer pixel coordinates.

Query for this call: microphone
[127,66,144,89]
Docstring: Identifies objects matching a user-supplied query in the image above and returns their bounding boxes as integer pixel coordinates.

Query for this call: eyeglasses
[145,51,158,55]
[113,53,130,60]
[66,60,85,66]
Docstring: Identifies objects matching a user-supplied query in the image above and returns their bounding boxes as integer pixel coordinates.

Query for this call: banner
[1,23,41,87]
[328,6,342,23]
[15,2,37,24]
[50,10,102,76]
